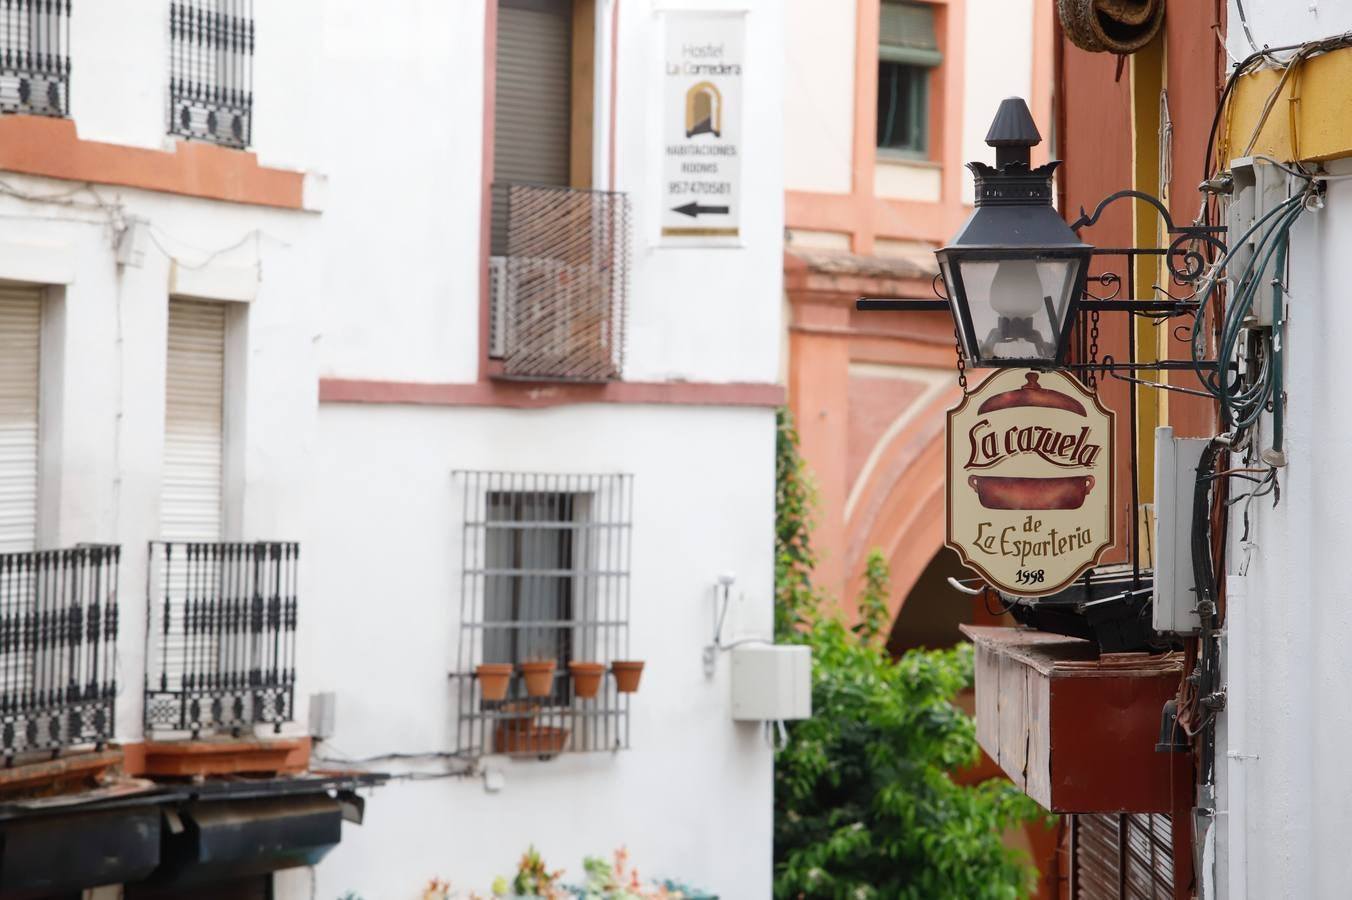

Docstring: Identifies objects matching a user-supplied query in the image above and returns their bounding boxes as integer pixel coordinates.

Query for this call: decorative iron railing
[489,184,631,382]
[145,541,297,737]
[169,0,254,148]
[0,0,71,117]
[0,545,119,761]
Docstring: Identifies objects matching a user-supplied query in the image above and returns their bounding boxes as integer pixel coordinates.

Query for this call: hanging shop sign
[659,11,743,245]
[946,369,1115,596]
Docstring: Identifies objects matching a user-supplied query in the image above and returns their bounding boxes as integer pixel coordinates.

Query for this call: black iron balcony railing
[0,545,119,762]
[169,0,254,149]
[0,0,71,117]
[145,542,297,738]
[489,183,631,382]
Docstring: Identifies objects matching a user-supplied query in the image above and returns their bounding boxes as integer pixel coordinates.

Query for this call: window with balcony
[489,0,629,382]
[452,471,633,758]
[0,0,69,117]
[876,1,941,158]
[169,0,254,149]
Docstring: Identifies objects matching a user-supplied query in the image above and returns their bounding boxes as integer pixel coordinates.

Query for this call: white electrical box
[309,691,336,740]
[1227,157,1292,327]
[730,644,812,722]
[1153,427,1208,634]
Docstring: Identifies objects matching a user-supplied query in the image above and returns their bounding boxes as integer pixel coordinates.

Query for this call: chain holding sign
[660,11,743,245]
[946,369,1116,597]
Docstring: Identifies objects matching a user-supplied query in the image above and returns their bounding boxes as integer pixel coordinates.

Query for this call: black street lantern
[936,98,1092,368]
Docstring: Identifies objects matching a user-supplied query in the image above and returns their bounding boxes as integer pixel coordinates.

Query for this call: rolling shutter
[162,299,225,543]
[491,0,572,255]
[0,287,40,553]
[1073,813,1176,899]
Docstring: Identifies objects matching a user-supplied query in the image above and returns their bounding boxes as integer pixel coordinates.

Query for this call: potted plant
[519,658,558,698]
[476,663,514,702]
[610,660,645,694]
[568,660,605,699]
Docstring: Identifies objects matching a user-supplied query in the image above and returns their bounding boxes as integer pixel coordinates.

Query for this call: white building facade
[1215,2,1352,898]
[0,1,783,897]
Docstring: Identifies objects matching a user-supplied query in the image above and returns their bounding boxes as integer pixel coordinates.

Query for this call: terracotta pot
[569,661,605,699]
[519,660,558,697]
[475,663,513,702]
[495,723,570,756]
[611,660,645,694]
[968,474,1095,511]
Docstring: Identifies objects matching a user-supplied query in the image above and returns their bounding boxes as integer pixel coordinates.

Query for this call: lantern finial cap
[985,97,1041,148]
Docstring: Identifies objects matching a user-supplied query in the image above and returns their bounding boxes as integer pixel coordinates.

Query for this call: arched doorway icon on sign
[685,81,722,137]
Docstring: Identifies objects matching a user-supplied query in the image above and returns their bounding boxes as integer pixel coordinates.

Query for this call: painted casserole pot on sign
[946,369,1116,596]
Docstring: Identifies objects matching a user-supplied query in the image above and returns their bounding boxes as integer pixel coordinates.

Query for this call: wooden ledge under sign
[961,625,1188,814]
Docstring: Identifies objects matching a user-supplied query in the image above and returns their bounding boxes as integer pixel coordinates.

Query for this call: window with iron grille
[452,471,632,758]
[876,1,941,157]
[0,0,70,117]
[169,0,253,149]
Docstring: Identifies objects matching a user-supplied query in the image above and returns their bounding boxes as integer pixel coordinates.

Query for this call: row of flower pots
[475,659,645,701]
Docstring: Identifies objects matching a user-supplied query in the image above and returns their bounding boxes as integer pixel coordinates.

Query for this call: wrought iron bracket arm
[1069,189,1223,238]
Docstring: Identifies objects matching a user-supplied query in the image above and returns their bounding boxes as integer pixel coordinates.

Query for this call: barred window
[0,0,70,117]
[453,471,633,758]
[169,0,254,149]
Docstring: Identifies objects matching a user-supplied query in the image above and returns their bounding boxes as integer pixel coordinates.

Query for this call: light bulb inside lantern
[989,260,1044,317]
[978,259,1056,361]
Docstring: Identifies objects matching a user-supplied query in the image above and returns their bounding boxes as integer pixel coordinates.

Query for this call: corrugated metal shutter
[162,299,225,543]
[491,0,572,255]
[1074,813,1176,900]
[0,287,40,553]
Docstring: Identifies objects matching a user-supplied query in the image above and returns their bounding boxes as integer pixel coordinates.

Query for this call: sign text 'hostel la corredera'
[660,11,743,245]
[946,369,1116,597]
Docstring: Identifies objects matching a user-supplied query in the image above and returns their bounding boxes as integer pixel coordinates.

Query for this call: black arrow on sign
[672,201,730,218]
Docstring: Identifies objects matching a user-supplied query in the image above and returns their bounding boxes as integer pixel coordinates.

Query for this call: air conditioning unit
[491,256,603,368]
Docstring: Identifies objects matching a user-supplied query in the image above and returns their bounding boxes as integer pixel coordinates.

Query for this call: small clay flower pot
[475,663,513,702]
[519,659,558,697]
[569,661,605,699]
[611,660,645,694]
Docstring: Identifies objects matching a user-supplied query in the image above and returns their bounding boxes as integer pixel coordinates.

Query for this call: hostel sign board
[946,369,1115,597]
[660,12,743,245]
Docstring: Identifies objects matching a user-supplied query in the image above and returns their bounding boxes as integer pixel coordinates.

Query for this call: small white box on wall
[730,644,812,722]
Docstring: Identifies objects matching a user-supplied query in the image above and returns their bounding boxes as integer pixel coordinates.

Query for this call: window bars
[145,542,297,738]
[489,184,631,382]
[452,471,633,758]
[0,545,119,762]
[0,0,70,117]
[169,0,254,149]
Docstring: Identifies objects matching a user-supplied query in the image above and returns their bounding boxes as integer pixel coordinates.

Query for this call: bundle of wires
[1189,187,1306,435]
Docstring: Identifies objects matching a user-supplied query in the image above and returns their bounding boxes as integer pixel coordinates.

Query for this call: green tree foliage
[776,409,819,639]
[773,410,1044,900]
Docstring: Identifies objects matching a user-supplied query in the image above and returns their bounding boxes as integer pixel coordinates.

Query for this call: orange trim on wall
[319,377,784,409]
[0,115,305,209]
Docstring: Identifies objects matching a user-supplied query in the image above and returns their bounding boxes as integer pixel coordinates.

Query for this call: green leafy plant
[772,408,1045,900]
[775,409,818,639]
[508,845,567,899]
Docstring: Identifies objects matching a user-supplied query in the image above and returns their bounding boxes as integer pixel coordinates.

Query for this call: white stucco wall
[1217,7,1352,894]
[305,403,776,899]
[782,0,856,194]
[1226,0,1352,61]
[961,0,1032,204]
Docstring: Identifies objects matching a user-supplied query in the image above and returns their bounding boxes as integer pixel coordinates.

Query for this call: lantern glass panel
[958,256,1077,363]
